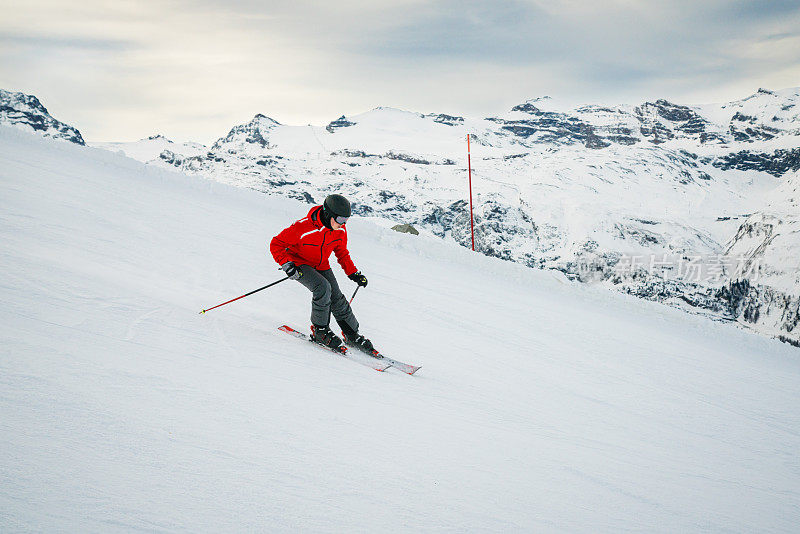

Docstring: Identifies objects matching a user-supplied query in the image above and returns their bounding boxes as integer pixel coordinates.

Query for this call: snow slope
[2,126,800,532]
[93,134,207,165]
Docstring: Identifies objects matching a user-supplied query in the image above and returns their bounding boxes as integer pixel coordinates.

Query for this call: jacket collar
[308,205,325,230]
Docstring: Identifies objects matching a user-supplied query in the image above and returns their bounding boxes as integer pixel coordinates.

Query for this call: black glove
[281,261,303,280]
[349,271,368,287]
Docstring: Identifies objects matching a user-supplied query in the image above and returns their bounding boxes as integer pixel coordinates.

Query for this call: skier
[270,194,373,352]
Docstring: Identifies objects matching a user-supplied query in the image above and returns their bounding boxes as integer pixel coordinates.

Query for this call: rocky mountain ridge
[0,89,85,145]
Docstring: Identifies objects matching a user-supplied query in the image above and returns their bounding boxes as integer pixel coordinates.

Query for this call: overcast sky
[1,0,799,144]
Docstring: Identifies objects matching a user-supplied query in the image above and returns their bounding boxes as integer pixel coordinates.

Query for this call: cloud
[0,0,798,142]
[0,33,135,52]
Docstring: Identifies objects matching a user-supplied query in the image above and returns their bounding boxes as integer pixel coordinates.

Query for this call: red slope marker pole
[467,134,475,251]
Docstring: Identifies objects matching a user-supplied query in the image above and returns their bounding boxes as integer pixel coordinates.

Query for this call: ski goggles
[333,215,349,224]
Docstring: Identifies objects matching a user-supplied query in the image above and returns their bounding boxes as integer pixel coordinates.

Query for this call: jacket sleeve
[270,223,299,266]
[334,232,358,276]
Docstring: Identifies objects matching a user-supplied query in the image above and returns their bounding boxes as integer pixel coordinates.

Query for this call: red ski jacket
[270,206,358,275]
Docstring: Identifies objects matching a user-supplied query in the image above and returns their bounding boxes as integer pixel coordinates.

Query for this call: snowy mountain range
[2,87,799,345]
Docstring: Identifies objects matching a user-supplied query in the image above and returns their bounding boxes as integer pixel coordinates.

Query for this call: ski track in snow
[1,126,800,532]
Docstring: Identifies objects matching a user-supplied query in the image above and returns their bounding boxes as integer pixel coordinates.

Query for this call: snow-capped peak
[211,113,282,150]
[0,88,85,145]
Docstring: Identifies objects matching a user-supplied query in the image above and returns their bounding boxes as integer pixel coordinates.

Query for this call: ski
[368,351,421,375]
[342,342,421,375]
[278,325,390,372]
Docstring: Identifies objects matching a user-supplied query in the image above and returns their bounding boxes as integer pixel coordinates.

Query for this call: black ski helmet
[323,194,351,218]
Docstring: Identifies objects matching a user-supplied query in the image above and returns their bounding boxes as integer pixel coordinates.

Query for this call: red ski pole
[349,286,360,305]
[199,276,290,314]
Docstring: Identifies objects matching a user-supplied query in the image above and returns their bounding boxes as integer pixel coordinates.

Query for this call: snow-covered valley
[2,123,800,532]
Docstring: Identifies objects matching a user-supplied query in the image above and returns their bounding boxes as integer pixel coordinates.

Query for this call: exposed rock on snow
[212,113,280,149]
[0,89,85,145]
[712,148,800,176]
[326,115,356,133]
[391,223,419,235]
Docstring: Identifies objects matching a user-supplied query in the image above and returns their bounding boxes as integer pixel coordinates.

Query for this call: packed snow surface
[2,127,799,532]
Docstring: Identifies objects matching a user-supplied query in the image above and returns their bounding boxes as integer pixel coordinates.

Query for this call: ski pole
[199,276,290,314]
[349,286,360,305]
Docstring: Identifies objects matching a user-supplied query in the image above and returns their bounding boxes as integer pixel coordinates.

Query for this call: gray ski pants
[296,265,359,333]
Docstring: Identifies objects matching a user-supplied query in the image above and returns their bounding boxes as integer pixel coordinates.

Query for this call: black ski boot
[311,324,342,349]
[342,331,375,354]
